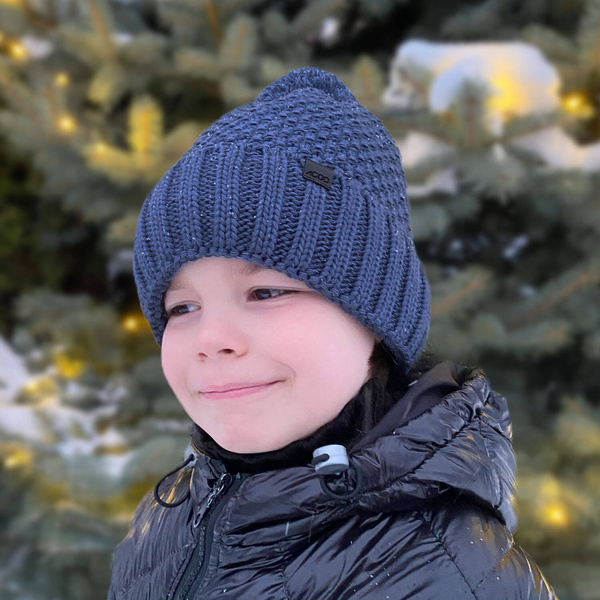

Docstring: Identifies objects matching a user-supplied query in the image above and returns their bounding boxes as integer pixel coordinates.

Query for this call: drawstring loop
[311,445,362,501]
[153,453,196,508]
[317,464,363,501]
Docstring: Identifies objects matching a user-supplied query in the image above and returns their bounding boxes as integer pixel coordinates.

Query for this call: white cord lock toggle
[312,445,350,475]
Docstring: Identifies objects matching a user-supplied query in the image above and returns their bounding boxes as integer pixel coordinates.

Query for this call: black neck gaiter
[190,376,397,474]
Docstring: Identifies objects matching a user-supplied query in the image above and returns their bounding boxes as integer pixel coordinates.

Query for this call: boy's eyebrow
[165,263,269,294]
[241,262,268,275]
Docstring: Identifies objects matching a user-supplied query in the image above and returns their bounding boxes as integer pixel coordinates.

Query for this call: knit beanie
[133,67,430,372]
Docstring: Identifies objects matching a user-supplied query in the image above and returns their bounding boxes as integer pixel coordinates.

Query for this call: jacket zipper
[170,471,246,600]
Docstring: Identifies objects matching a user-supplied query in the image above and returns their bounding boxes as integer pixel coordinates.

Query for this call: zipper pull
[193,472,232,528]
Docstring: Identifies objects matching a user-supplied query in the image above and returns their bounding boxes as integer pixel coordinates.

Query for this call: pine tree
[1,0,599,598]
[378,14,600,597]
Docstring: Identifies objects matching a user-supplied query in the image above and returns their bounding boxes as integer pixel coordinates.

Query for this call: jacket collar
[189,361,517,540]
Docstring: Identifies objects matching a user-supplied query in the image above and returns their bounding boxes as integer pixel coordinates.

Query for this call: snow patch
[0,337,30,403]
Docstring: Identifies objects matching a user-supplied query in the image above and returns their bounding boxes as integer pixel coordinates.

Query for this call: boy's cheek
[161,341,188,395]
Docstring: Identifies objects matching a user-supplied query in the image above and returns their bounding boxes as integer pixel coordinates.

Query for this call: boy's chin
[209,428,299,455]
[215,437,286,455]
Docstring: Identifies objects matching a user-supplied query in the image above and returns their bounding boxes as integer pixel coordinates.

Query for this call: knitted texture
[133,67,430,372]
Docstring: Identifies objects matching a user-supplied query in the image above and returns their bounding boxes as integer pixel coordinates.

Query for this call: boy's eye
[166,303,198,317]
[251,288,296,301]
[166,289,296,317]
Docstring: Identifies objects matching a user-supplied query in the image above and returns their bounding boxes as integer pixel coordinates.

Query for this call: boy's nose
[192,313,249,359]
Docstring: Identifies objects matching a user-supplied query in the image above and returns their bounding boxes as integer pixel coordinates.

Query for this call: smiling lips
[201,381,280,400]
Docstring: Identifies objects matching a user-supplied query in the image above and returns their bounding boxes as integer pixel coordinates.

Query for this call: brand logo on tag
[302,159,334,190]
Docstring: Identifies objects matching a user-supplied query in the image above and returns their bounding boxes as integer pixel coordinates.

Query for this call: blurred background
[1,0,599,598]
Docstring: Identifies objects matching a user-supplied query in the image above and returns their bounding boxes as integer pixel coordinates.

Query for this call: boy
[108,67,555,599]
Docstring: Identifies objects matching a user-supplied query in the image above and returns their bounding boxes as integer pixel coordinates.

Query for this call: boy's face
[161,256,377,453]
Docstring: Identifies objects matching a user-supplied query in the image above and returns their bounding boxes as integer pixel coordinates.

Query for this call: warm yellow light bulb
[55,353,85,378]
[562,93,594,118]
[9,40,27,61]
[564,94,583,111]
[123,314,144,333]
[54,72,70,88]
[542,503,569,528]
[57,114,77,133]
[4,448,32,470]
[93,141,108,154]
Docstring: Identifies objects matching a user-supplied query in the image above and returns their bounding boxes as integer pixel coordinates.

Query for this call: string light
[542,502,570,528]
[562,93,594,118]
[4,448,32,470]
[54,72,70,88]
[8,40,27,61]
[57,114,77,134]
[93,141,108,154]
[537,477,571,528]
[54,353,85,379]
[21,376,60,403]
[563,93,584,111]
[22,376,59,400]
[122,313,148,334]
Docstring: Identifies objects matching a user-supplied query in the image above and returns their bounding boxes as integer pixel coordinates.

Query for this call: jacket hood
[188,361,517,545]
[351,361,517,530]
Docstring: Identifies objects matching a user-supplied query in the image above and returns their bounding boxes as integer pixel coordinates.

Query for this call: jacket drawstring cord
[153,453,196,508]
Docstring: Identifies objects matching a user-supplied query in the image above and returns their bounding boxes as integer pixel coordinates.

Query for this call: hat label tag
[303,159,334,190]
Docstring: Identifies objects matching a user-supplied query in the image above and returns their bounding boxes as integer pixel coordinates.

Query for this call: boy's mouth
[201,380,281,399]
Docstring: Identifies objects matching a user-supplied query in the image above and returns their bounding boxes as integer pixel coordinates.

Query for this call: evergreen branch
[592,31,600,72]
[232,20,251,66]
[292,0,346,37]
[544,325,570,344]
[47,0,57,22]
[174,48,219,79]
[431,277,489,317]
[383,112,564,155]
[377,117,455,145]
[498,115,567,144]
[41,84,57,122]
[356,59,377,106]
[22,1,56,30]
[158,9,204,28]
[149,68,222,96]
[0,68,43,126]
[465,90,478,149]
[395,64,428,99]
[588,180,600,218]
[581,0,600,72]
[85,0,117,60]
[205,0,223,45]
[507,270,600,331]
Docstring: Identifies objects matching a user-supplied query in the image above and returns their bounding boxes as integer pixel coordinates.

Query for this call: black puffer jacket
[108,362,556,599]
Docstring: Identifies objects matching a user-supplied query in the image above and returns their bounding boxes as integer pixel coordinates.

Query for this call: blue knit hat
[133,67,430,372]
